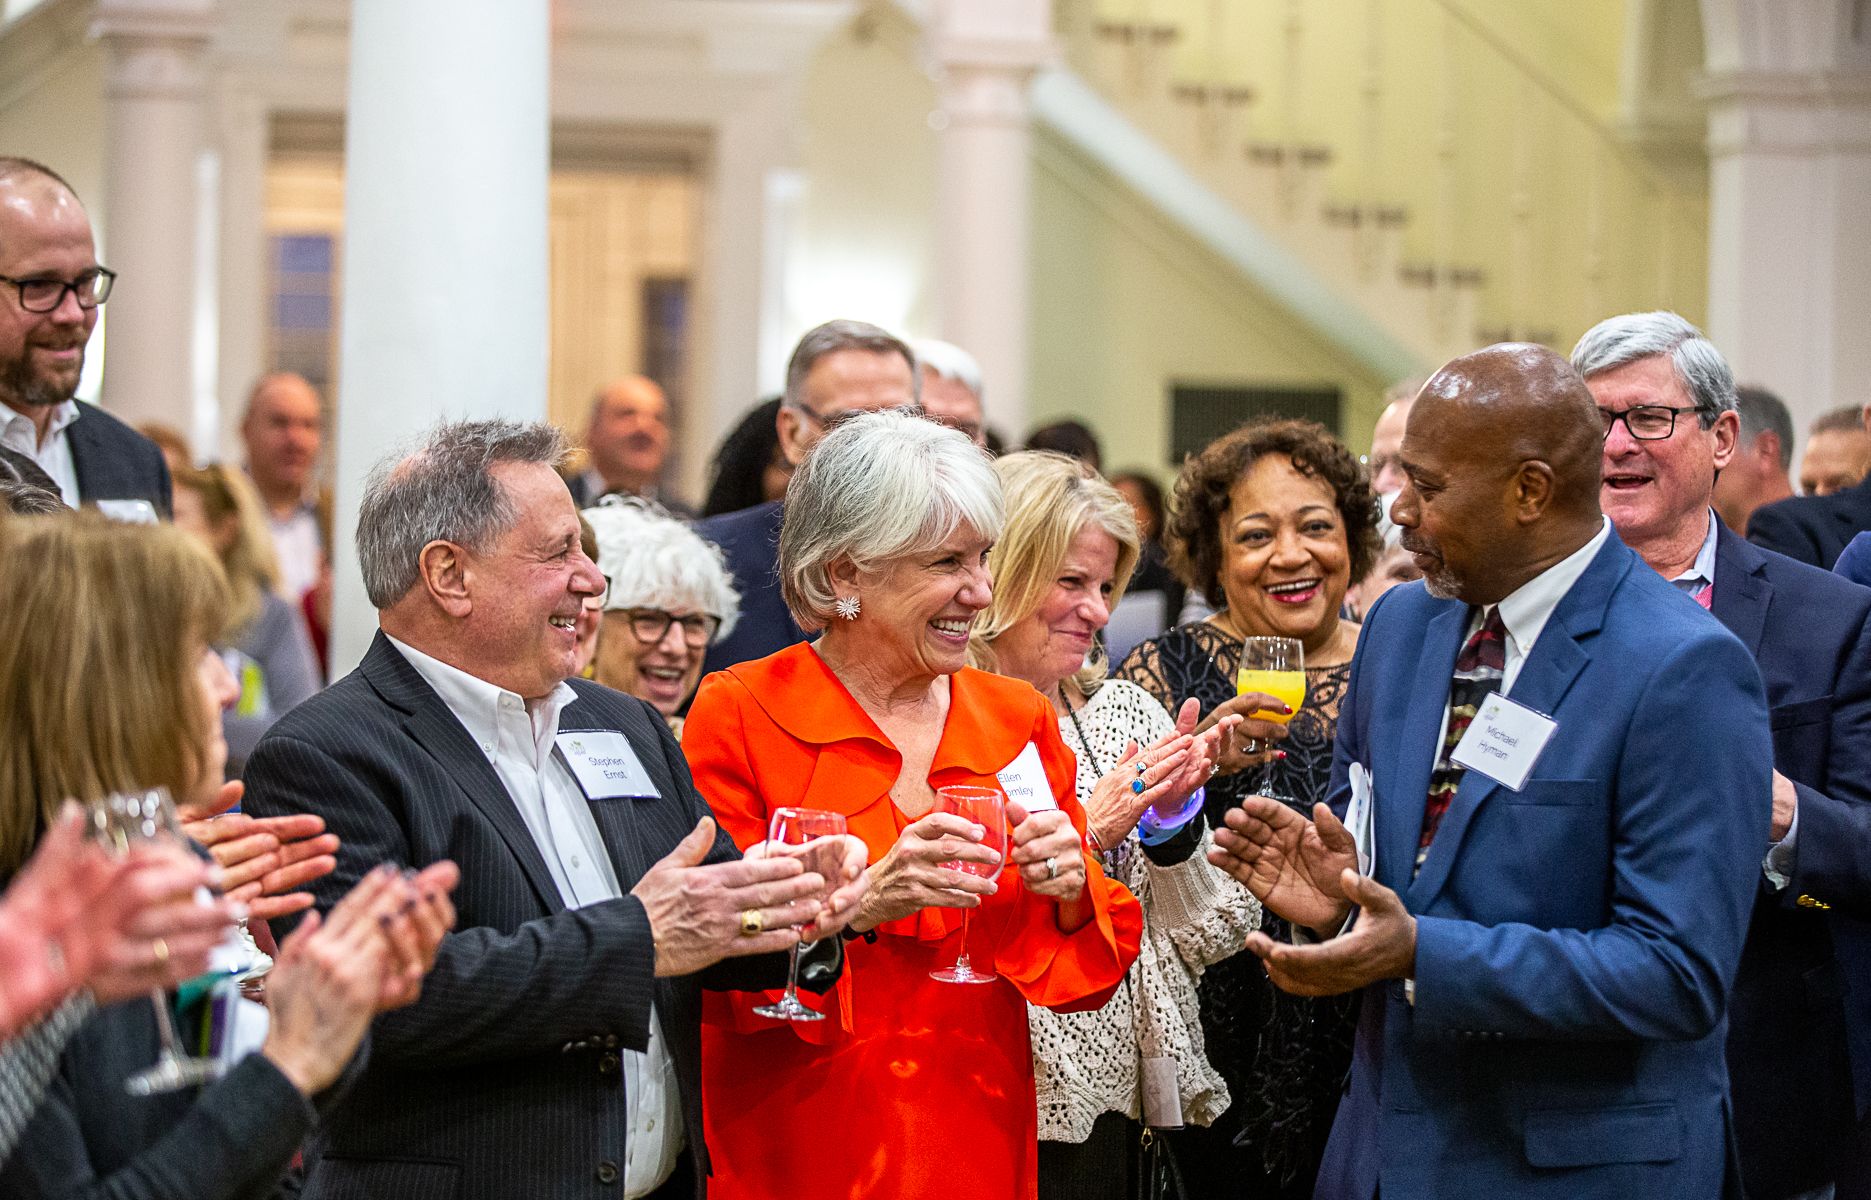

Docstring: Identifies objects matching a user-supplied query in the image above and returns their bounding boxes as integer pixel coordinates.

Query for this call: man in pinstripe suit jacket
[244,419,863,1200]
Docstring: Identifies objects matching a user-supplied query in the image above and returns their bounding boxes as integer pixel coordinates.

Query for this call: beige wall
[1030,124,1391,481]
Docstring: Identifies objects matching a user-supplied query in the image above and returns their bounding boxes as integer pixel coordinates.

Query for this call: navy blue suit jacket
[67,402,171,517]
[1710,525,1871,1195]
[1317,530,1770,1200]
[1747,475,1871,571]
[695,499,806,676]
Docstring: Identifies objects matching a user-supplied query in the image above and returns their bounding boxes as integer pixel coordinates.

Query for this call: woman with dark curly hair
[702,397,794,518]
[1114,417,1380,1198]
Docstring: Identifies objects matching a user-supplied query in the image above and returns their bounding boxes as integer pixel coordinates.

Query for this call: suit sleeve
[1788,608,1871,914]
[243,732,659,1067]
[1411,631,1771,1041]
[1747,502,1824,568]
[986,700,1143,1014]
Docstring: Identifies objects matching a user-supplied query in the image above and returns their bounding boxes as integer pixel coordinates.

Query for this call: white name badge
[555,730,659,799]
[995,741,1057,812]
[1345,762,1376,876]
[1450,693,1558,792]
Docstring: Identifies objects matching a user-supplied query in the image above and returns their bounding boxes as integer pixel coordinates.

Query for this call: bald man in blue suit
[1210,345,1769,1199]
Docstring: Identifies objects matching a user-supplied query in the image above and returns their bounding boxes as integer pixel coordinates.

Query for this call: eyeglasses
[613,607,720,648]
[0,268,116,314]
[787,401,924,432]
[1599,405,1704,441]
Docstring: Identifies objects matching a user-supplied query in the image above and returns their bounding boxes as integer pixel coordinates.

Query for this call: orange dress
[683,645,1143,1200]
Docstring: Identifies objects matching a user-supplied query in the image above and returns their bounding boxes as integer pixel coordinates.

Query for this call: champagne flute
[89,788,229,1095]
[929,785,1007,985]
[1237,636,1305,796]
[752,807,848,1022]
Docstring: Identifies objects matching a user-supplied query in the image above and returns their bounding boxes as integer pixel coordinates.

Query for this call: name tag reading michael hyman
[556,731,660,799]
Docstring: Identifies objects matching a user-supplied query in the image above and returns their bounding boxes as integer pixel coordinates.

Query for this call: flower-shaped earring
[834,595,862,621]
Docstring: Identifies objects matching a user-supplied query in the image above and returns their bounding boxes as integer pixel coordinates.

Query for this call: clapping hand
[180,781,340,921]
[745,834,870,943]
[1242,869,1416,997]
[633,817,832,976]
[1208,797,1357,934]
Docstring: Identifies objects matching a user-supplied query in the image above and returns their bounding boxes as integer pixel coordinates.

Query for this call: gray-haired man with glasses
[0,158,169,517]
[1575,310,1871,1200]
[696,319,923,674]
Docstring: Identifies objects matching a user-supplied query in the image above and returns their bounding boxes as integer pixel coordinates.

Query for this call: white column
[330,0,550,674]
[1700,0,1871,429]
[91,0,214,431]
[929,0,1056,439]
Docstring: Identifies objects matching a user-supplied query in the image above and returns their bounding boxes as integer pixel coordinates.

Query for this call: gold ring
[151,937,169,966]
[738,909,764,937]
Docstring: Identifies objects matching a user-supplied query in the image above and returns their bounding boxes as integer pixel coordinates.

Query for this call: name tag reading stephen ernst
[556,730,659,799]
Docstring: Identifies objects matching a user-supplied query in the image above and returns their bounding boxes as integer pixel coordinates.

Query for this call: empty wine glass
[753,807,848,1022]
[929,785,1007,985]
[89,788,228,1095]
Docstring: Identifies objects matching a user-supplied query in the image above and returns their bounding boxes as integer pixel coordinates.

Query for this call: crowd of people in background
[4,144,1871,1200]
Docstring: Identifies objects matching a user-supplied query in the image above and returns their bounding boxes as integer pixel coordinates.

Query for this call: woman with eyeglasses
[581,498,739,736]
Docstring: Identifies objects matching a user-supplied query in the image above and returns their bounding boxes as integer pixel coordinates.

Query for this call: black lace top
[1115,621,1359,1191]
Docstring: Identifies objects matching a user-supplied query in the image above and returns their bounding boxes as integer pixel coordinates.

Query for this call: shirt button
[571,855,582,869]
[596,1160,619,1185]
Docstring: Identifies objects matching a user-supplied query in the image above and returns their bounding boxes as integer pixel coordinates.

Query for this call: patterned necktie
[1417,606,1508,875]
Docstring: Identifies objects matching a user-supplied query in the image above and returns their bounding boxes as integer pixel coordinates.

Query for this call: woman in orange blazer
[684,410,1143,1200]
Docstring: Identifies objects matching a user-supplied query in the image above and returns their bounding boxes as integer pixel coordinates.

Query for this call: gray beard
[1421,568,1463,600]
[0,351,81,410]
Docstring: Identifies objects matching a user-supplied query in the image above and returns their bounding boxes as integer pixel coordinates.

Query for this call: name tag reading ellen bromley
[555,731,659,799]
[1449,693,1558,791]
[995,742,1058,812]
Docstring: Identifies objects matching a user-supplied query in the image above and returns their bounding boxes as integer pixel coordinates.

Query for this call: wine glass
[752,807,848,1022]
[929,785,1007,985]
[1236,636,1305,796]
[89,788,228,1095]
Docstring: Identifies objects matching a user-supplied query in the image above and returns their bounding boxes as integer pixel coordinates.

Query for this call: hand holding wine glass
[753,808,848,1022]
[850,811,1000,931]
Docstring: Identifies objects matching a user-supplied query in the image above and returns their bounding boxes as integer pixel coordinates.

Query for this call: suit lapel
[361,634,567,914]
[1405,535,1625,910]
[1378,601,1466,895]
[66,407,104,499]
[1711,525,1771,657]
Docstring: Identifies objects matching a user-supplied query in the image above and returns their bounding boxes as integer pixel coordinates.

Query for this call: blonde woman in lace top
[1115,418,1380,1198]
[970,452,1261,1200]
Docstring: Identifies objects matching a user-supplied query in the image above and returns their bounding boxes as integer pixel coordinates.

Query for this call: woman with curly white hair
[580,498,739,735]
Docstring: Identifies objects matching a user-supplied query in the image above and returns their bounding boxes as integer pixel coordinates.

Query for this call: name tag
[1345,763,1376,876]
[94,498,160,525]
[555,730,659,799]
[1450,693,1558,791]
[995,741,1056,812]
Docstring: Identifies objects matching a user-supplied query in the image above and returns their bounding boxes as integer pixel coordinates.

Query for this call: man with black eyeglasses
[1575,311,1871,1200]
[696,319,922,675]
[0,157,170,518]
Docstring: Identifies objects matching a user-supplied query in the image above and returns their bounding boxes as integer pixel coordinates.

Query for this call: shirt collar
[383,632,577,756]
[1666,508,1720,595]
[0,399,78,447]
[1491,516,1612,665]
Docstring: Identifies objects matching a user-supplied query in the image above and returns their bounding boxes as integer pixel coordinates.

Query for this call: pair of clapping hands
[1082,698,1243,852]
[1208,795,1417,998]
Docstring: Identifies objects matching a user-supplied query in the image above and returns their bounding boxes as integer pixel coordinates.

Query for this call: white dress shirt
[384,635,684,1198]
[0,399,79,506]
[266,500,324,601]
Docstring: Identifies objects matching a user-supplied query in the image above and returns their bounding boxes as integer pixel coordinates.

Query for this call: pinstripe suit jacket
[242,632,803,1200]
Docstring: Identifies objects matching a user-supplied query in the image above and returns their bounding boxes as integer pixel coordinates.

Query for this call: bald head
[0,161,100,425]
[585,375,671,494]
[241,373,323,507]
[1391,344,1605,606]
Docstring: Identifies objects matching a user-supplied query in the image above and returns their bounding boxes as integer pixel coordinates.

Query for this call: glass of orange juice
[1237,636,1305,724]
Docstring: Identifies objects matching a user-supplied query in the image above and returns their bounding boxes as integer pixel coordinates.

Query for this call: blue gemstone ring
[1131,778,1146,795]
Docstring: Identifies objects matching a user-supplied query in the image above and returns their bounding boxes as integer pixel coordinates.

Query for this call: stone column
[1700,0,1871,429]
[329,0,550,673]
[91,0,214,432]
[929,0,1056,439]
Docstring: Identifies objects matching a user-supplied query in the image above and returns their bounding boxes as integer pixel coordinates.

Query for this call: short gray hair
[583,498,740,640]
[1736,385,1794,471]
[779,409,1002,631]
[911,338,985,401]
[358,419,565,608]
[783,320,920,409]
[1570,311,1737,426]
